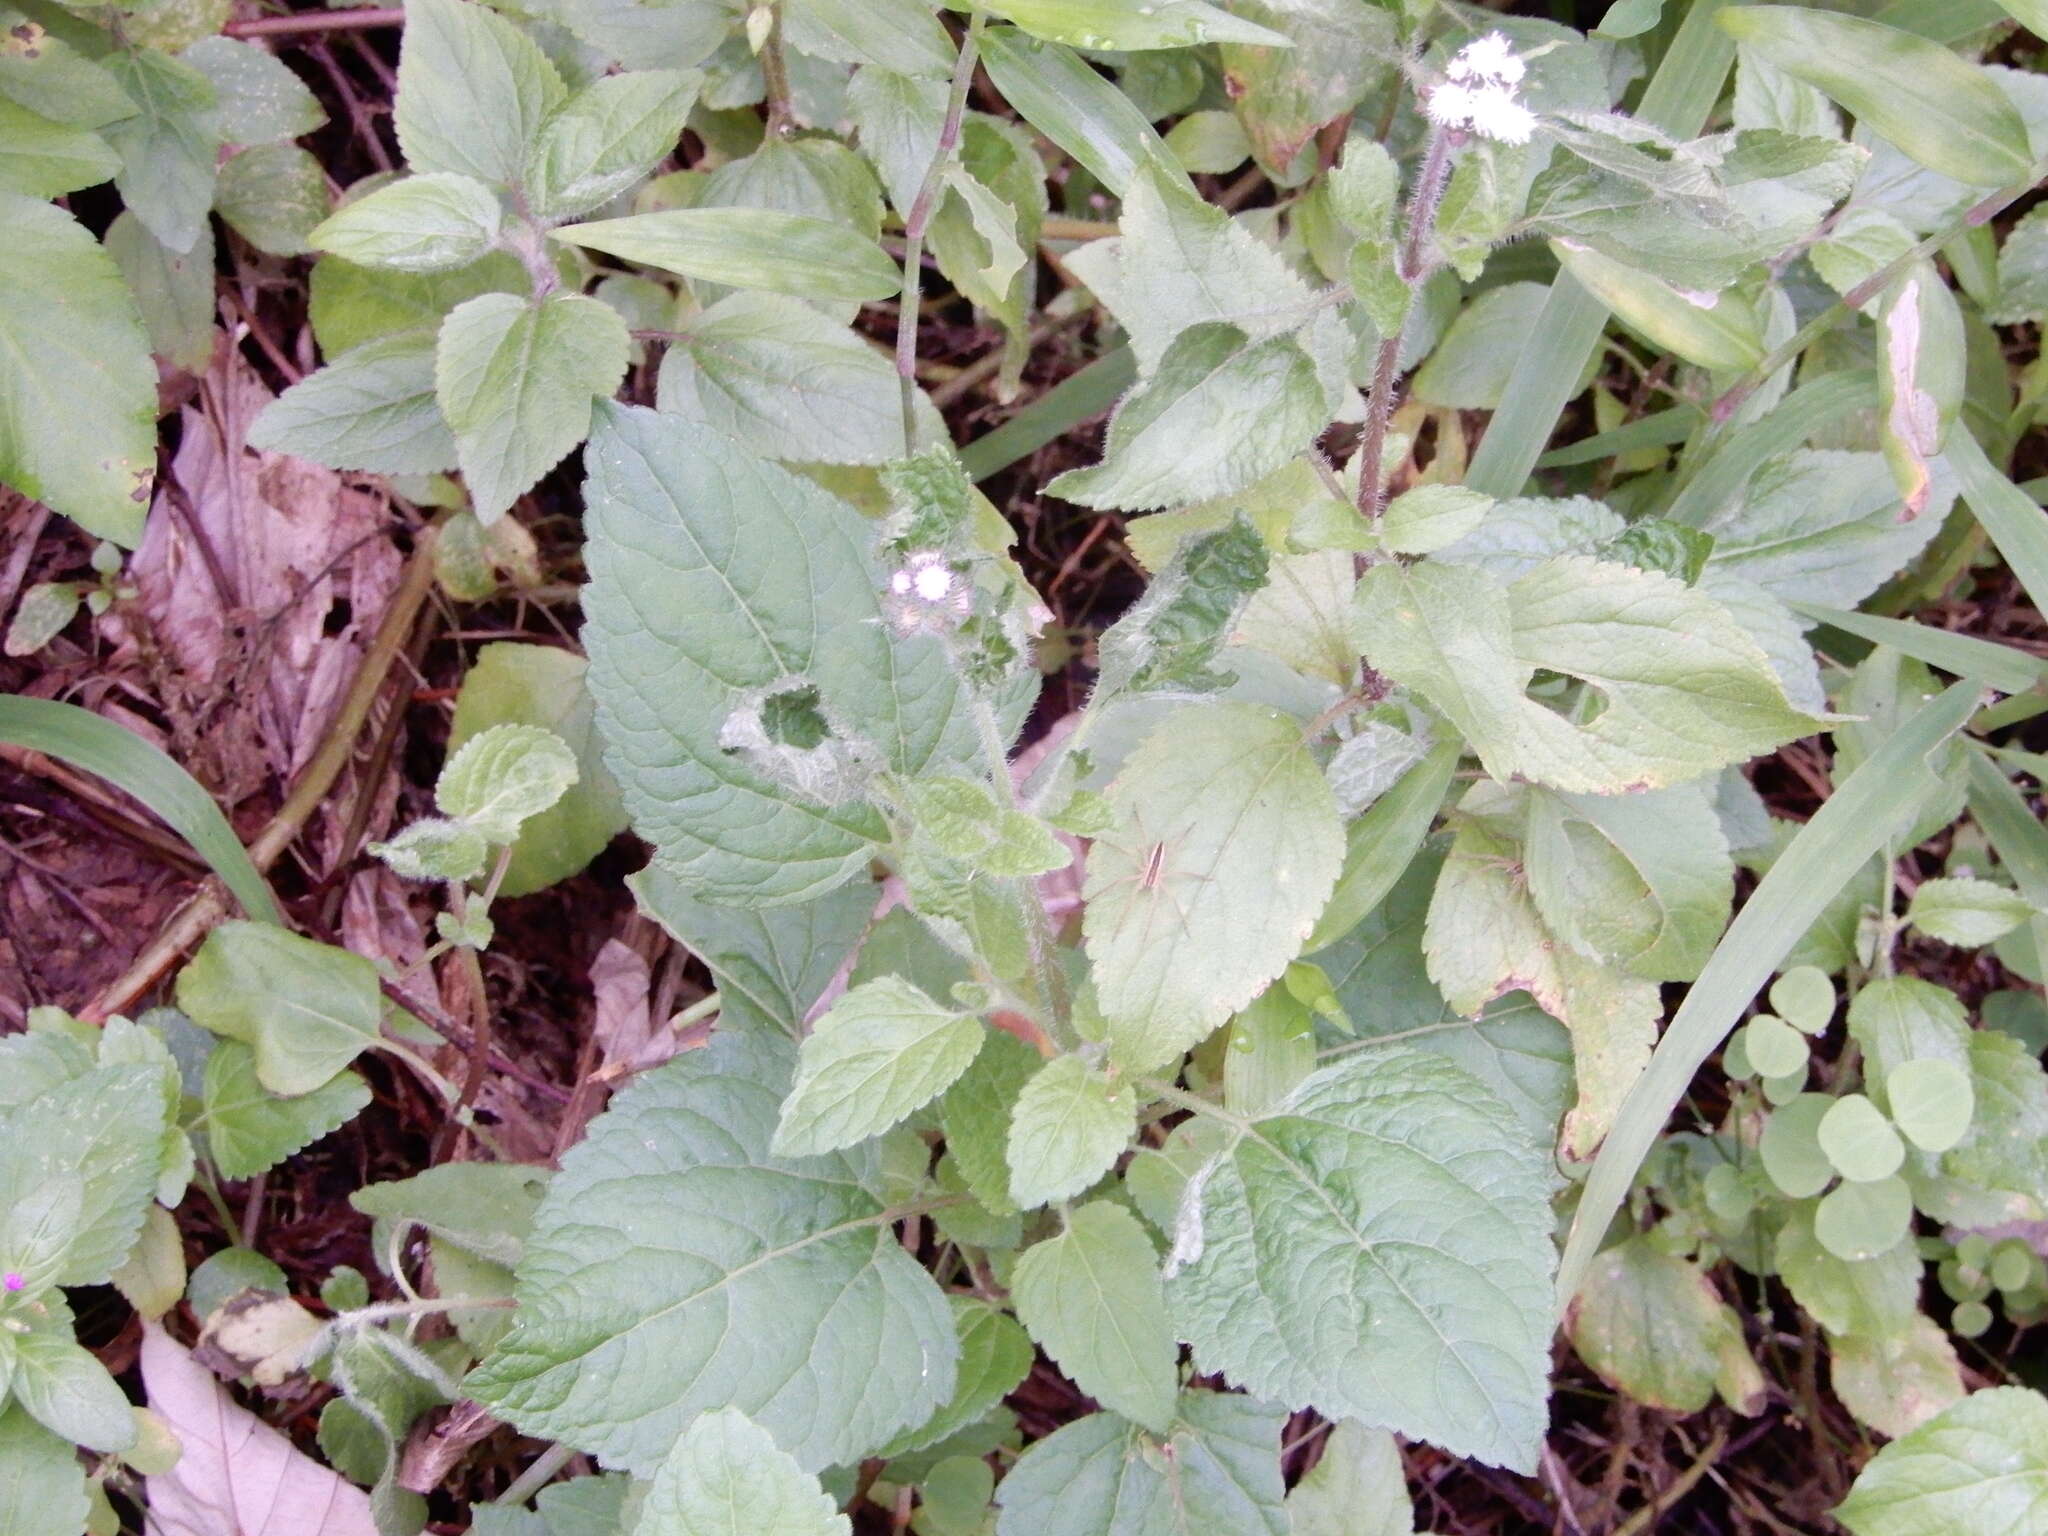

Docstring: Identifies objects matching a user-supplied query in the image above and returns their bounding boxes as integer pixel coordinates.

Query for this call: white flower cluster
[884,549,974,636]
[1426,31,1536,145]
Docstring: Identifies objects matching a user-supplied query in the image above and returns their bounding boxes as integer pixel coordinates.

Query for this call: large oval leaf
[550,208,901,303]
[1082,701,1342,1073]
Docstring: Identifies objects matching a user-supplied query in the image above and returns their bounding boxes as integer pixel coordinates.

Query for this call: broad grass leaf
[978,28,1166,195]
[1083,702,1342,1073]
[465,1028,957,1473]
[1164,1047,1555,1471]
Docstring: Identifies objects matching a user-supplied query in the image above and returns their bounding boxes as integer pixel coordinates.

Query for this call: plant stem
[895,9,988,454]
[493,1442,580,1509]
[1356,126,1455,520]
[759,3,795,138]
[225,6,402,37]
[1710,164,2046,424]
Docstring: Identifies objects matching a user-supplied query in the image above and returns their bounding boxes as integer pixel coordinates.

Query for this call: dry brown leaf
[140,1322,378,1536]
[590,935,667,1077]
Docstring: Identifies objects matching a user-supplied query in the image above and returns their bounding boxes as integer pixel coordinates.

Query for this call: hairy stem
[1356,125,1456,520]
[895,9,988,454]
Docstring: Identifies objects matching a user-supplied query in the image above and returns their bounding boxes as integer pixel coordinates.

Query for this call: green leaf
[785,0,956,76]
[395,0,565,188]
[1776,1206,1920,1338]
[1550,241,1765,371]
[551,208,901,303]
[0,98,117,196]
[978,28,1166,195]
[1718,7,2033,188]
[992,1391,1288,1536]
[0,696,280,922]
[1006,1055,1135,1210]
[634,1407,850,1536]
[1354,555,1821,795]
[1379,484,1493,557]
[7,1329,136,1452]
[631,868,874,1039]
[580,404,982,903]
[213,143,330,257]
[982,0,1287,50]
[1820,1093,1907,1182]
[0,1404,87,1536]
[0,1062,166,1288]
[466,1028,957,1473]
[938,1029,1041,1219]
[1012,1201,1176,1435]
[249,330,457,476]
[1815,1174,1914,1260]
[1832,1312,1967,1440]
[105,212,214,375]
[1928,1030,2048,1225]
[1285,1419,1413,1536]
[1096,514,1270,695]
[1084,702,1343,1073]
[1056,321,1327,514]
[175,921,382,1097]
[101,50,219,255]
[526,68,698,221]
[1907,877,2036,947]
[876,1298,1033,1460]
[1525,783,1734,982]
[0,193,157,544]
[374,816,489,886]
[180,34,325,145]
[1886,1058,1975,1153]
[436,721,580,843]
[1306,739,1457,952]
[1216,0,1390,179]
[447,643,630,896]
[1876,263,1965,516]
[309,250,530,357]
[1568,1237,1756,1414]
[773,977,983,1156]
[658,291,941,464]
[200,1042,370,1181]
[1413,283,1584,411]
[1165,1047,1555,1471]
[435,291,631,521]
[1833,1386,2048,1535]
[312,172,504,272]
[350,1163,549,1267]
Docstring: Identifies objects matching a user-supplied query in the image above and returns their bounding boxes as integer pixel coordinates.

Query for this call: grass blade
[0,694,282,926]
[960,345,1135,483]
[1662,370,1874,525]
[1791,601,2048,695]
[1948,429,2048,620]
[1465,0,1741,496]
[1535,405,1700,469]
[1556,680,1981,1308]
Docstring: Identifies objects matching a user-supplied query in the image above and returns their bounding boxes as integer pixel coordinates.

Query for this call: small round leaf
[1884,1058,1974,1152]
[1763,1063,1809,1105]
[1770,967,1835,1034]
[1817,1093,1905,1183]
[1759,1093,1835,1199]
[1743,1014,1808,1078]
[1813,1174,1912,1261]
[1950,1298,1993,1338]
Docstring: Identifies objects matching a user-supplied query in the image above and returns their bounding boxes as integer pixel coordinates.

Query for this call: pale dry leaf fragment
[140,1321,378,1536]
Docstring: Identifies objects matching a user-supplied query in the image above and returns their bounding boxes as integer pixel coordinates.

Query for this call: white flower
[1465,88,1536,145]
[1447,30,1525,87]
[883,549,973,636]
[1425,81,1477,131]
